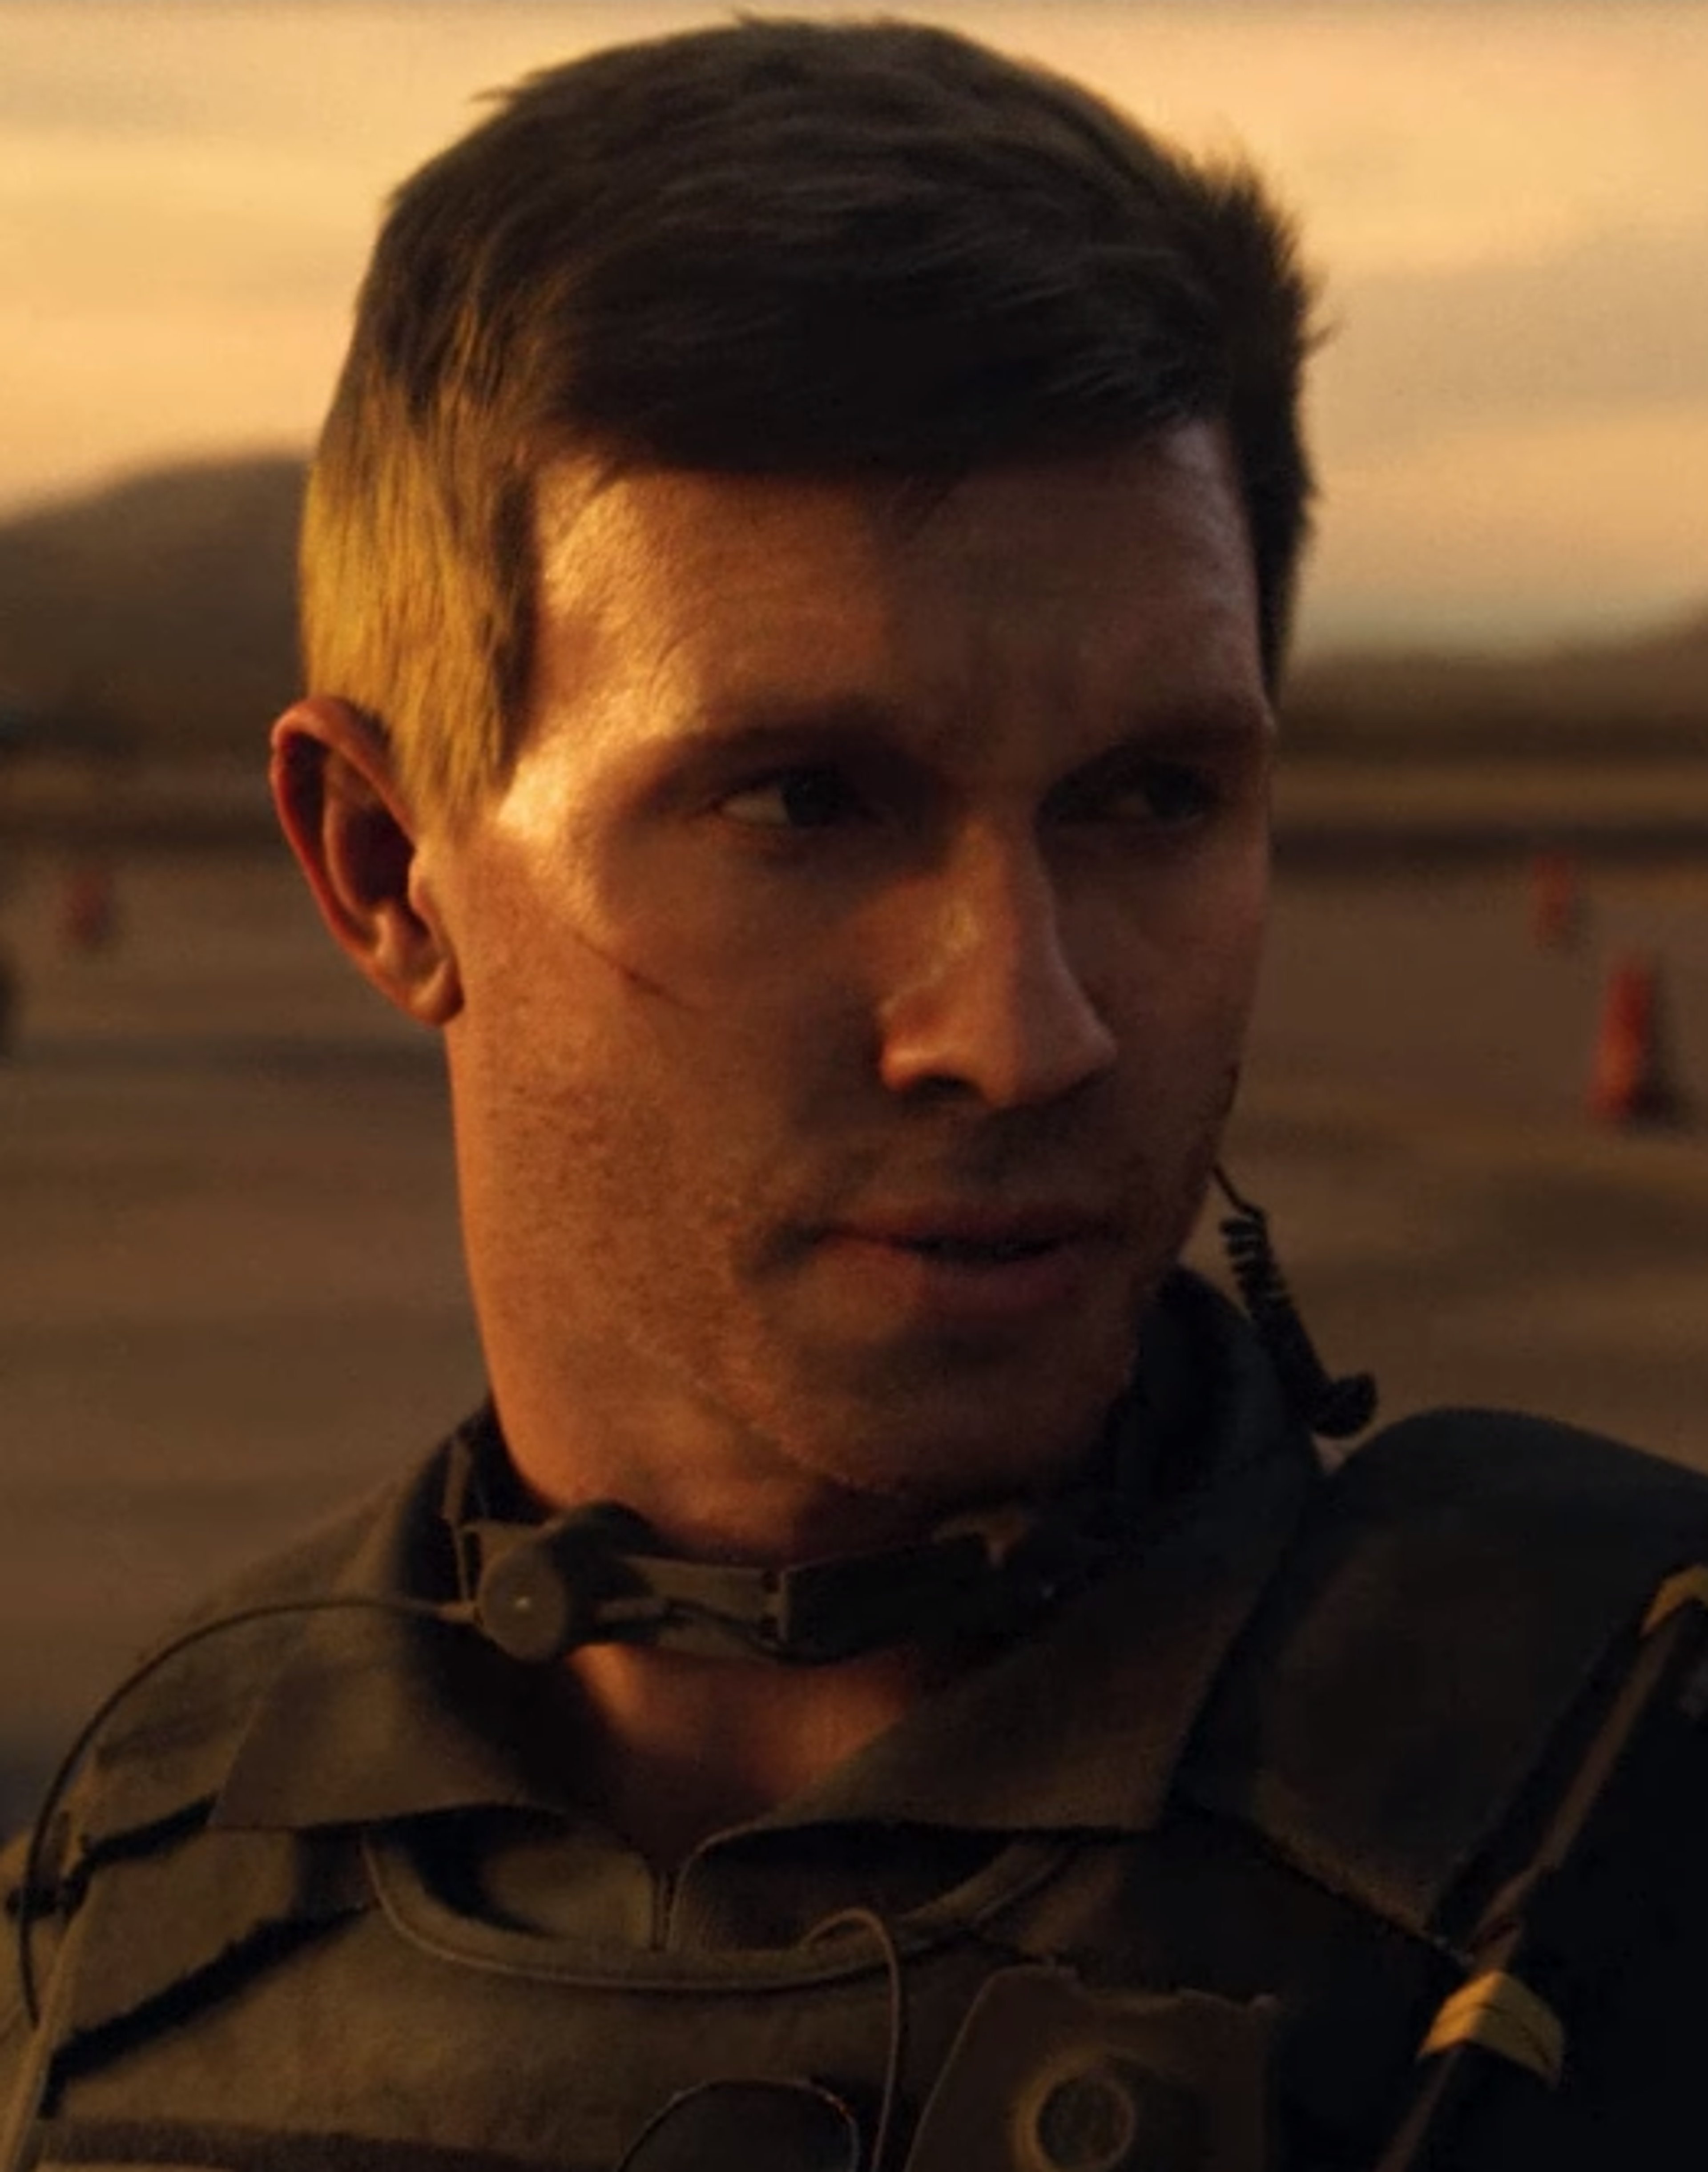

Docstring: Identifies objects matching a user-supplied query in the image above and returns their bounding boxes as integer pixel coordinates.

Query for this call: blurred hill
[1286,609,1708,760]
[0,455,302,759]
[0,450,1704,766]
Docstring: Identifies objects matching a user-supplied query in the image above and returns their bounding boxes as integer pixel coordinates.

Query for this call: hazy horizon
[4,0,1707,657]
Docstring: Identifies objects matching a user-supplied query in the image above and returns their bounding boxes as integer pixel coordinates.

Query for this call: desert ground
[5,833,1708,1828]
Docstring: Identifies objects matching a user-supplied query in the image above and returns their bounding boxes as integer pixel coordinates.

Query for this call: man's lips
[830,1205,1117,1251]
[814,1207,1119,1322]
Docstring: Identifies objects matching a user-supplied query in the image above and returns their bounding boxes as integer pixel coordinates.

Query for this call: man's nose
[874,828,1118,1108]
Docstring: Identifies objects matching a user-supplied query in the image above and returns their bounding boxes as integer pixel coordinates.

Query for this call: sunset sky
[3,0,1705,655]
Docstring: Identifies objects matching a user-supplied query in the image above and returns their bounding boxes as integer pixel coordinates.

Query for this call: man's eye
[717,768,860,831]
[1097,762,1220,830]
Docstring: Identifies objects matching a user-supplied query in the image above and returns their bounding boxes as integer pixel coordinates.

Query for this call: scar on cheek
[559,909,691,1007]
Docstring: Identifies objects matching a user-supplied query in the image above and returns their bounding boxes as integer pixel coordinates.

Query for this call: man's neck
[566,1637,947,1866]
[454,1378,1147,1856]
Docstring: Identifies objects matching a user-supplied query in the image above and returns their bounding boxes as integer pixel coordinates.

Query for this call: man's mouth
[895,1235,1061,1265]
[814,1209,1115,1325]
[842,1202,1111,1253]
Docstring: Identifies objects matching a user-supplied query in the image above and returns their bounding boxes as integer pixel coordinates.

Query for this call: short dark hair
[302,17,1319,816]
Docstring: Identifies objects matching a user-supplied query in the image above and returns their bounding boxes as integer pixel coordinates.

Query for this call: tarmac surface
[5,834,1708,1827]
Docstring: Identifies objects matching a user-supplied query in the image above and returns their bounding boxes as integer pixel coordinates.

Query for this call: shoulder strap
[0,1491,392,2091]
[55,1486,395,1856]
[1178,1406,1708,1943]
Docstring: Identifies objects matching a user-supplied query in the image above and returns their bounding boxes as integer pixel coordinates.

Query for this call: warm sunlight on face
[420,428,1271,1531]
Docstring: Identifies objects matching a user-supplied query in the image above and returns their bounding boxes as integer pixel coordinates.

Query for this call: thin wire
[1210,1161,1261,1218]
[15,1592,469,2026]
[805,1905,906,2172]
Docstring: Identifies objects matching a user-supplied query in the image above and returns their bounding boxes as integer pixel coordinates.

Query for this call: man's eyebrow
[1114,694,1277,748]
[1035,707,1276,790]
[625,699,912,808]
[670,690,1273,752]
[667,695,906,754]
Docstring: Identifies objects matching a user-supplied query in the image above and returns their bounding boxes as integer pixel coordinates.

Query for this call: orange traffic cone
[61,862,118,953]
[1530,850,1583,951]
[1588,953,1686,1126]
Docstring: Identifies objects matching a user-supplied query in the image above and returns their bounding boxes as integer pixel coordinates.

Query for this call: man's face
[420,424,1273,1539]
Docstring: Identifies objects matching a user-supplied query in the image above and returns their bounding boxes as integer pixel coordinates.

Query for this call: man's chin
[776,1356,1134,1516]
[721,1244,1164,1515]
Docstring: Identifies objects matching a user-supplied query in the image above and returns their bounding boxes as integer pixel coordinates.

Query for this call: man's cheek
[554,865,813,1015]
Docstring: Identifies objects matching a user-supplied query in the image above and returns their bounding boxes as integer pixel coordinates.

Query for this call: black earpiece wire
[14,1198,1370,2034]
[805,1906,906,2172]
[1212,1164,1378,1441]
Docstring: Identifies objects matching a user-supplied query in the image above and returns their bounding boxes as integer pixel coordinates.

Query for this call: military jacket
[4,1270,1708,2171]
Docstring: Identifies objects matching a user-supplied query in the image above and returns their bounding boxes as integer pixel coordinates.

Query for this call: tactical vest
[5,1406,1708,2172]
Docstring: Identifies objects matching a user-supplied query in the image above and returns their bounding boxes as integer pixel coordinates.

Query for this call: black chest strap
[1180,1406,1708,1945]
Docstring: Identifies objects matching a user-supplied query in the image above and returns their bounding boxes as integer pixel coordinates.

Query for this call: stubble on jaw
[449,866,1252,1535]
[627,1070,1239,1523]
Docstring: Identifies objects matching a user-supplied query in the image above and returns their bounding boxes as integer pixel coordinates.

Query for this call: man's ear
[269,697,463,1027]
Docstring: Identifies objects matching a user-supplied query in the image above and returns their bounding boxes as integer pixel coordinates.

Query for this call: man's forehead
[510,427,1268,801]
[529,424,1251,620]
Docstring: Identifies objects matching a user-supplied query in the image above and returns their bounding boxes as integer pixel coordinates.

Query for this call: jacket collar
[196,1270,1318,1841]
